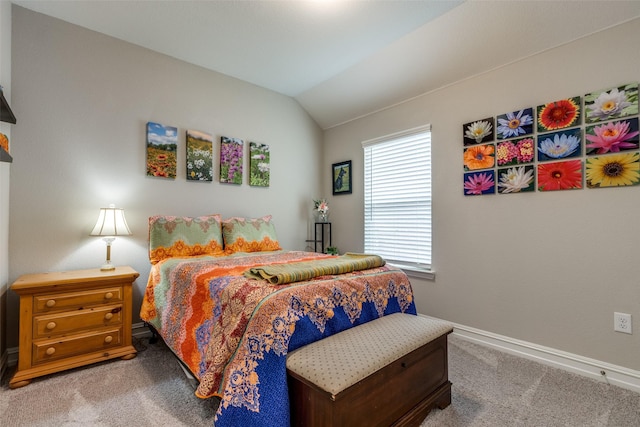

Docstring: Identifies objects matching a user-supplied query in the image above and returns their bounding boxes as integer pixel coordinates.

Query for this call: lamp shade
[90,205,132,237]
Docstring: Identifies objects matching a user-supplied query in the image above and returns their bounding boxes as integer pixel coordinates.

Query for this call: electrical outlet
[614,312,632,334]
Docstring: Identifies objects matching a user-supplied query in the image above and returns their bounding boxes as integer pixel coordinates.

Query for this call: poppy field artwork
[146,121,177,179]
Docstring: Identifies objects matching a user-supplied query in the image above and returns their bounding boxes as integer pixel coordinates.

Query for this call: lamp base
[100,262,115,271]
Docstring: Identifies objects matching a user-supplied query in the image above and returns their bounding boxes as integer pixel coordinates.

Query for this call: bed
[139,214,417,427]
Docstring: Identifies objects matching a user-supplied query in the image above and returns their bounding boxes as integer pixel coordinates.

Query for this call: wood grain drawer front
[33,328,123,365]
[34,305,123,339]
[34,287,122,313]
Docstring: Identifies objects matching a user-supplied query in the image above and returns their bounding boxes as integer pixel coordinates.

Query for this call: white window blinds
[363,125,432,271]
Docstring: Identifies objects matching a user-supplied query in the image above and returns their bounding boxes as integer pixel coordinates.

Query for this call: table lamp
[90,204,132,271]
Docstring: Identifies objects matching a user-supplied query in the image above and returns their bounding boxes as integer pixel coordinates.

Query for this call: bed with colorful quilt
[140,214,417,427]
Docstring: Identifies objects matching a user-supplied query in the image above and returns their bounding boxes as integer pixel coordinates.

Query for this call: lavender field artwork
[220,136,243,185]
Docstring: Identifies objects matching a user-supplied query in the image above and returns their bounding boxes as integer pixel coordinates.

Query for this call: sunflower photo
[584,83,638,124]
[536,97,581,132]
[586,152,640,188]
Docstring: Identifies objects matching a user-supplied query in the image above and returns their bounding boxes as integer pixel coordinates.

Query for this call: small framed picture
[332,160,352,195]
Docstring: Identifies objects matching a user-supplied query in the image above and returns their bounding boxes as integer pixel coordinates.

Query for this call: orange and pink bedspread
[140,250,416,427]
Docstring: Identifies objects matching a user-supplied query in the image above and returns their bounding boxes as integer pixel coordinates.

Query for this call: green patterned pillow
[222,215,282,253]
[149,214,224,264]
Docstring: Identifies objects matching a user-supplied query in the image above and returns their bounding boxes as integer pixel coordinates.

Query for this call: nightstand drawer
[34,305,123,338]
[33,328,123,365]
[34,287,122,313]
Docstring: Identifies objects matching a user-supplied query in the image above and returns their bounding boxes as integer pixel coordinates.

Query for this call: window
[362,125,432,278]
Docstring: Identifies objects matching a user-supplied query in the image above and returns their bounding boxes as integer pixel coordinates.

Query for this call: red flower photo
[537,160,583,191]
[537,97,581,132]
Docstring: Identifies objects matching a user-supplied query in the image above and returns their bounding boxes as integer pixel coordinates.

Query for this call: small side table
[313,222,332,253]
[9,266,139,388]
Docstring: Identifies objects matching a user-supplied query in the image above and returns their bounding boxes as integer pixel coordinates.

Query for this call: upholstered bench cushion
[286,313,453,397]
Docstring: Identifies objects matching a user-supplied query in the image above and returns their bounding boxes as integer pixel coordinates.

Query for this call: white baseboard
[451,322,640,394]
[6,319,640,394]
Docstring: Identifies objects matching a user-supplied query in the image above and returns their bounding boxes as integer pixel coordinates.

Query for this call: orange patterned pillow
[148,214,224,264]
[222,215,282,254]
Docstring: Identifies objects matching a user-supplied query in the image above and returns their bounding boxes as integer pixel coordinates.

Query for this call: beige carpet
[1,335,639,426]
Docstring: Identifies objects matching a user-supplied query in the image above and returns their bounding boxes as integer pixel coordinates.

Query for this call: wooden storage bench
[286,313,453,427]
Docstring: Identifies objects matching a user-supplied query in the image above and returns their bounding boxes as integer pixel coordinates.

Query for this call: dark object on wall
[332,160,352,195]
[0,88,16,124]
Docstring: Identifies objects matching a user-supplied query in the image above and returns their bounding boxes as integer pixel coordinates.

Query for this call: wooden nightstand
[9,266,139,388]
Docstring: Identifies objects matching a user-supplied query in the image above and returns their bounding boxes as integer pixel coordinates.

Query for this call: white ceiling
[12,0,640,129]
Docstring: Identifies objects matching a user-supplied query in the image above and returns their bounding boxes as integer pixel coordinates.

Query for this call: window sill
[388,263,435,281]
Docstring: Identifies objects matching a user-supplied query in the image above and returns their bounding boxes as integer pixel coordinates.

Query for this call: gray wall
[7,6,323,347]
[324,18,640,371]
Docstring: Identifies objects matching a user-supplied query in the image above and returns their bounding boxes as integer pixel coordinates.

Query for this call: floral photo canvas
[585,152,640,188]
[537,128,582,162]
[496,108,533,140]
[496,137,535,166]
[249,142,270,187]
[497,165,535,194]
[585,117,639,155]
[463,143,495,171]
[536,96,581,132]
[537,160,583,191]
[584,83,638,124]
[146,121,177,179]
[186,130,213,181]
[463,117,494,145]
[464,170,495,196]
[220,136,243,185]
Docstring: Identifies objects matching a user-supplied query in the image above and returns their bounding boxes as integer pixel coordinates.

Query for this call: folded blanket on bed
[245,252,386,284]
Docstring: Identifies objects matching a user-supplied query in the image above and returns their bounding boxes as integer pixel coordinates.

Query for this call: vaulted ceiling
[12,1,640,129]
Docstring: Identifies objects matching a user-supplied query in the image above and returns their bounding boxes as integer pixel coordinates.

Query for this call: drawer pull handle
[104,336,113,344]
[46,347,56,356]
[105,292,114,300]
[46,322,57,330]
[46,299,56,308]
[401,362,407,368]
[104,313,113,320]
